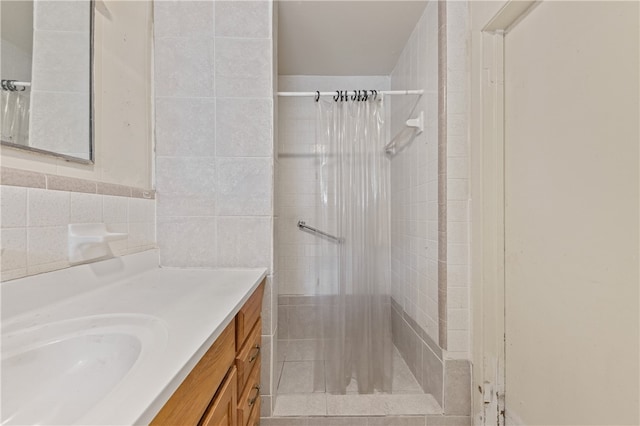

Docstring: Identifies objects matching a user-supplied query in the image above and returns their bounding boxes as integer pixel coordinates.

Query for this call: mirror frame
[1,0,95,165]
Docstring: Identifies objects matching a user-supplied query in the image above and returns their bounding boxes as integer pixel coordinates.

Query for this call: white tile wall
[276,75,390,295]
[156,216,217,267]
[0,185,156,281]
[154,1,274,270]
[215,1,271,39]
[389,2,440,343]
[155,157,217,197]
[388,1,471,360]
[70,192,102,223]
[155,98,217,157]
[216,98,273,157]
[1,186,27,227]
[445,1,471,359]
[216,158,272,216]
[214,38,272,98]
[153,0,214,38]
[216,216,272,268]
[154,37,215,97]
[154,2,277,412]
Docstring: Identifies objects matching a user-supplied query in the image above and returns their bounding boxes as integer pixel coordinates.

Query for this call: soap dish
[68,223,128,264]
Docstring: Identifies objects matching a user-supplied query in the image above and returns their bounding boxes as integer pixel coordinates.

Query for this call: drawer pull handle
[248,345,261,362]
[248,385,261,406]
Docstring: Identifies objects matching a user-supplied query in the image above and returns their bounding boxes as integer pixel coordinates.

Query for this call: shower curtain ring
[334,91,340,102]
[351,90,357,101]
[315,91,320,102]
[363,90,368,101]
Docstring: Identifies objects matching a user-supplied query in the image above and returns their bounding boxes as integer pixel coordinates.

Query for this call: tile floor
[273,341,442,417]
[260,415,471,426]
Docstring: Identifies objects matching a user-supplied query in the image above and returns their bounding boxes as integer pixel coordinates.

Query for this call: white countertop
[1,250,267,425]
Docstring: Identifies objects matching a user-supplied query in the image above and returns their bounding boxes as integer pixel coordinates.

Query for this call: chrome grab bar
[297,221,343,244]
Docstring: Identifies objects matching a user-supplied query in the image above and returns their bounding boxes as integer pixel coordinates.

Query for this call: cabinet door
[236,280,265,350]
[236,319,262,398]
[237,356,261,426]
[201,367,238,426]
[151,322,236,425]
[247,395,260,426]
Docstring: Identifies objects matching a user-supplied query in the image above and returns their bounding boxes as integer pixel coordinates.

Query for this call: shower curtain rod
[277,90,423,97]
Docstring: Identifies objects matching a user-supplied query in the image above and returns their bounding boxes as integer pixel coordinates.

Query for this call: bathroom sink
[1,315,167,425]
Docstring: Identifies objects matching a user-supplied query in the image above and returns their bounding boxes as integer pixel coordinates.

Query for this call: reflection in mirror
[1,0,93,163]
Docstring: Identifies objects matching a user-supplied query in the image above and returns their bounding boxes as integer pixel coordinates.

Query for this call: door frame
[469,1,539,425]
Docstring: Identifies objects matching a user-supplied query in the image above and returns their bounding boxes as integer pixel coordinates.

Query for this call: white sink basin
[1,315,167,425]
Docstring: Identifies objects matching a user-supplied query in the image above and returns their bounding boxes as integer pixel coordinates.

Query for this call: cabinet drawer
[151,321,236,425]
[236,280,265,350]
[247,393,261,426]
[200,367,237,426]
[236,318,262,397]
[237,355,261,426]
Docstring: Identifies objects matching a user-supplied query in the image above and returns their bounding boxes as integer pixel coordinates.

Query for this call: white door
[503,1,639,424]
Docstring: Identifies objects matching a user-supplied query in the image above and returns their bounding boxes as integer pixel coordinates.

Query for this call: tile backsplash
[0,172,155,281]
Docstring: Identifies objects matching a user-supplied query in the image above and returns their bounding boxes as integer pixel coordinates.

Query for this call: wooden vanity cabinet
[200,367,237,426]
[151,280,265,426]
[235,283,264,426]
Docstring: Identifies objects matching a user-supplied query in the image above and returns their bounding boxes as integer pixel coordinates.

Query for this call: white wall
[276,75,389,295]
[470,1,639,423]
[503,2,638,424]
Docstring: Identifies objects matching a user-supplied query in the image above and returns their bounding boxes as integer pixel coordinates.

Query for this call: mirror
[1,0,93,163]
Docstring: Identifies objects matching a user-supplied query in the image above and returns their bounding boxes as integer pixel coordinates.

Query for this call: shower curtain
[314,95,393,394]
[1,89,30,146]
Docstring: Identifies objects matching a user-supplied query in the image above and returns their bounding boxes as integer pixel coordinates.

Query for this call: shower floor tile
[273,394,327,416]
[278,361,326,393]
[276,343,422,395]
[261,416,429,425]
[274,344,442,417]
[391,351,423,393]
[326,394,441,416]
[273,394,441,417]
[280,339,325,361]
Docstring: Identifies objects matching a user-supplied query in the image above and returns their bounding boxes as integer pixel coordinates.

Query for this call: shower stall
[272,0,471,421]
[274,80,440,418]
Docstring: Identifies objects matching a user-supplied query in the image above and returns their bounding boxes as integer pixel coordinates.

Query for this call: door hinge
[483,381,493,404]
[497,389,506,426]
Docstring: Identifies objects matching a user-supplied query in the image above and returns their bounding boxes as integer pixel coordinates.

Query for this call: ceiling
[278,0,428,76]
